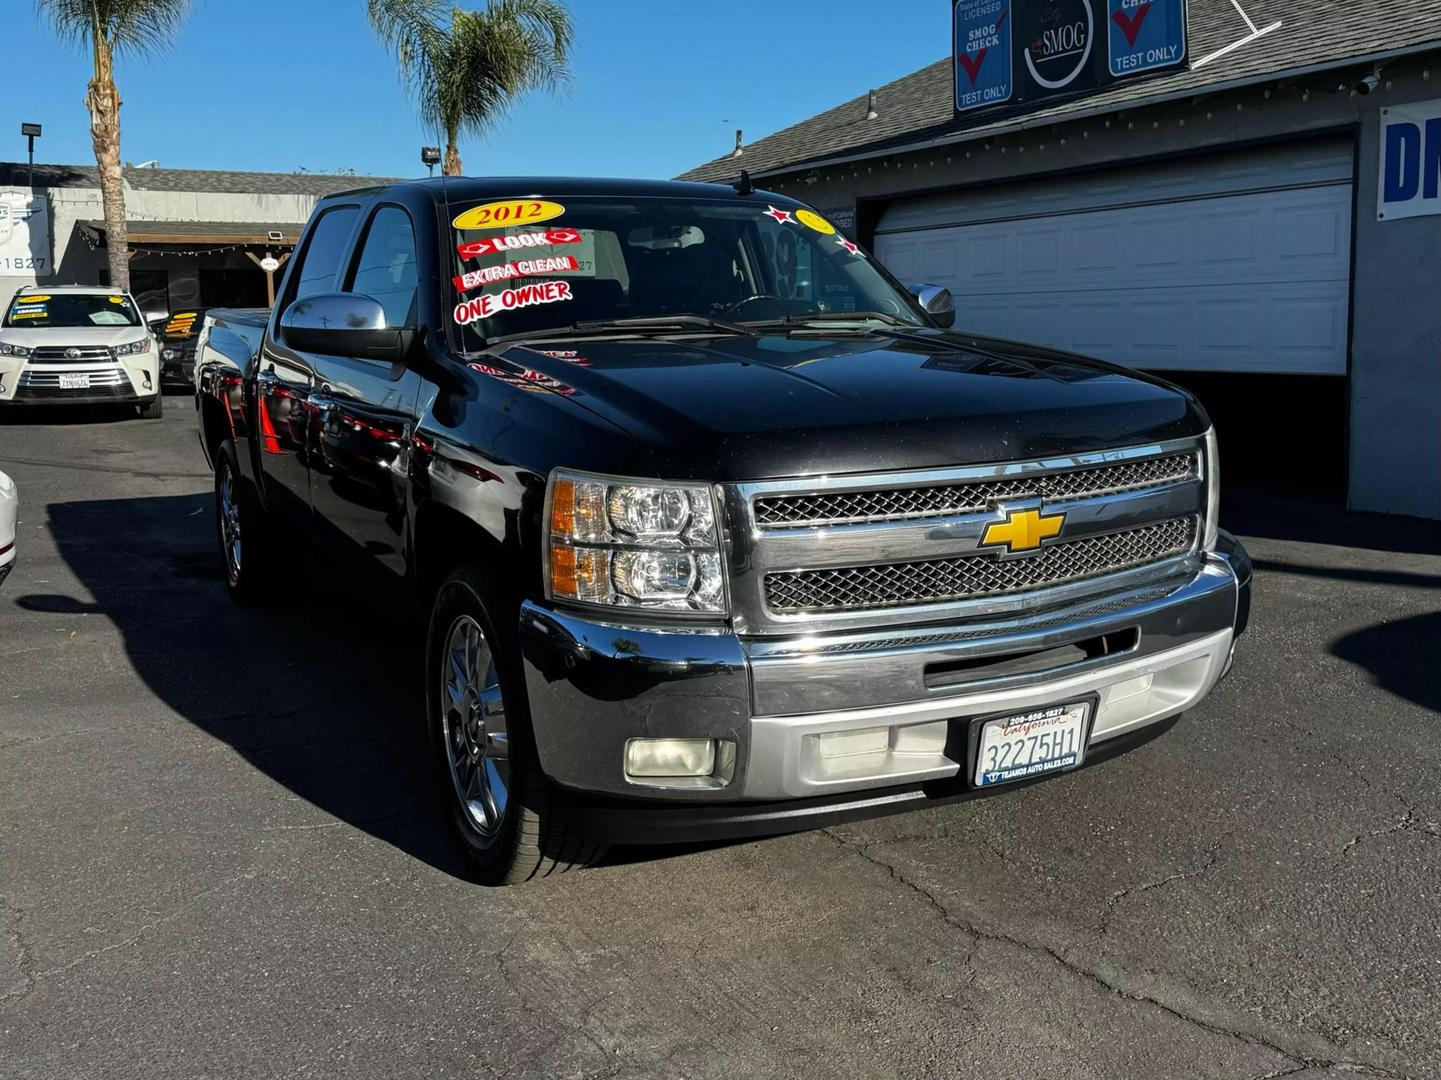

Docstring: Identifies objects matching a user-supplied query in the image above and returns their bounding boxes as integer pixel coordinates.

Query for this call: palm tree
[36,1,195,291]
[369,0,572,176]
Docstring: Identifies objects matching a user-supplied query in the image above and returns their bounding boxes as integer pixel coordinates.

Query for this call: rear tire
[426,564,607,885]
[138,393,164,420]
[215,438,273,605]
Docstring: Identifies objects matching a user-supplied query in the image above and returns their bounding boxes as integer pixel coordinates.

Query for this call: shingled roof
[680,0,1441,181]
[0,162,398,196]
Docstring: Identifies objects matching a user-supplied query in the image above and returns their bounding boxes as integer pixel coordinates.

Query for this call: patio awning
[79,219,308,247]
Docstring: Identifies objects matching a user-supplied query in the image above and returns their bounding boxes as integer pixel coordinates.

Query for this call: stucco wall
[757,57,1441,519]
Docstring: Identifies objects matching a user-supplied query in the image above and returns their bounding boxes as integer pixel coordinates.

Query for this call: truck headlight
[1203,427,1220,551]
[115,338,152,357]
[546,470,726,614]
[0,343,32,358]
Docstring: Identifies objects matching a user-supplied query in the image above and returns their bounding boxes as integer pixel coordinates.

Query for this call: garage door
[874,139,1354,375]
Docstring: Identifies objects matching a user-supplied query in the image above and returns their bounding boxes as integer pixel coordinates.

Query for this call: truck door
[306,204,423,594]
[254,204,360,531]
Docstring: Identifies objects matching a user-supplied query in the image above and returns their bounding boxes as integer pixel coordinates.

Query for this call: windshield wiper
[780,311,916,327]
[486,314,759,346]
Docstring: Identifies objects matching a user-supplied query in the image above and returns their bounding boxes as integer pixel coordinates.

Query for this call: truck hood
[498,329,1209,481]
[0,326,150,348]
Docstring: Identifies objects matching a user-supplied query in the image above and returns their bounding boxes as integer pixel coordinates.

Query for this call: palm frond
[37,0,195,57]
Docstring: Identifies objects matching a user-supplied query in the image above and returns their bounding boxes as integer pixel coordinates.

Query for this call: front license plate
[974,701,1092,788]
[58,373,90,389]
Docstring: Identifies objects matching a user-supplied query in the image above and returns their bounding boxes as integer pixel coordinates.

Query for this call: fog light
[815,727,889,760]
[625,738,716,778]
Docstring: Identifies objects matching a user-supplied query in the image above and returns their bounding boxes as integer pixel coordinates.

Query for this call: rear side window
[291,206,359,301]
[347,207,419,328]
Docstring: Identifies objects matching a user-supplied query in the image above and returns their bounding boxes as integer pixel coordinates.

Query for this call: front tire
[426,564,606,885]
[138,393,164,419]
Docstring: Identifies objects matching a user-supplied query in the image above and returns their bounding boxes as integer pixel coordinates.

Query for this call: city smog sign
[954,0,1188,119]
[0,192,51,279]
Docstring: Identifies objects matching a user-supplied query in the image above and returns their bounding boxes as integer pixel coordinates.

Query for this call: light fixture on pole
[421,146,441,177]
[20,123,41,190]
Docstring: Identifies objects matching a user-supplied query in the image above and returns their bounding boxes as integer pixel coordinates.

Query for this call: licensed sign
[0,191,51,279]
[954,0,1188,119]
[1378,99,1441,221]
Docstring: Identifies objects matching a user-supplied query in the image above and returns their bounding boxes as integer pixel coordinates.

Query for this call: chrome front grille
[21,369,128,388]
[754,453,1197,528]
[16,368,133,400]
[763,518,1197,614]
[29,346,114,364]
[724,439,1211,634]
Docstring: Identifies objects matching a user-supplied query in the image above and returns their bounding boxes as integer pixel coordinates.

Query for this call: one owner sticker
[453,280,573,326]
[1379,100,1441,221]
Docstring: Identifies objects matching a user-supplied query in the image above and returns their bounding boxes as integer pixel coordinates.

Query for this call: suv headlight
[115,338,152,357]
[546,469,726,614]
[0,343,32,358]
[1203,427,1220,551]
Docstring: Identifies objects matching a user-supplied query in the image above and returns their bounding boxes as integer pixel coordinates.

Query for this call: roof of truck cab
[324,176,782,203]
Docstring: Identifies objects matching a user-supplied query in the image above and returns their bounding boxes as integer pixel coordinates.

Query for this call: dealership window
[129,269,170,316]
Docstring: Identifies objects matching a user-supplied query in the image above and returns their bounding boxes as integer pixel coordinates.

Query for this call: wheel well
[412,501,513,615]
[199,394,230,470]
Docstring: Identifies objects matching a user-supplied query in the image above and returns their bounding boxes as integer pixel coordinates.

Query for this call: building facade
[682,1,1441,520]
[0,163,393,318]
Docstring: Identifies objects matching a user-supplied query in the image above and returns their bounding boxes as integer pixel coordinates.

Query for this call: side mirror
[908,283,956,330]
[280,292,410,363]
[144,310,169,325]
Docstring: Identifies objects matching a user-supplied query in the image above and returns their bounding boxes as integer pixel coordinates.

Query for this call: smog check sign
[1379,100,1441,221]
[1108,0,1187,77]
[954,0,1012,114]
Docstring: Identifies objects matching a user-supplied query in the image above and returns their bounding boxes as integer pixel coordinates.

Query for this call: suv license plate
[974,701,1092,788]
[59,373,91,389]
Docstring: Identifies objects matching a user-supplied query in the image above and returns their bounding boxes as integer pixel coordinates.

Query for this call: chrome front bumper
[520,538,1250,805]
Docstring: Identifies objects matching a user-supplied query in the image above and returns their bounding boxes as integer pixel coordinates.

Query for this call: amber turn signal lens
[550,478,576,538]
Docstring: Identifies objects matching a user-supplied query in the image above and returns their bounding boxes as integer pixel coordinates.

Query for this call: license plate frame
[58,373,91,390]
[966,694,1099,789]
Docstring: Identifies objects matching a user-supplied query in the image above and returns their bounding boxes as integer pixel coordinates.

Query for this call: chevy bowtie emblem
[981,506,1066,555]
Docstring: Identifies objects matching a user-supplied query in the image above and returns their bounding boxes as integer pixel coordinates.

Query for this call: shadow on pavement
[1250,560,1441,590]
[1223,488,1441,556]
[15,491,475,881]
[1330,612,1441,713]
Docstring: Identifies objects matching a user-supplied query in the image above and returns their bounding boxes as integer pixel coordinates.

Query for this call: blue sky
[9,1,945,180]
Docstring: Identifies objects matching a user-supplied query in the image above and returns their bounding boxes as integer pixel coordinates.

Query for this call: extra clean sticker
[457,227,582,261]
[453,280,573,326]
[454,255,581,293]
[452,199,566,231]
[795,209,836,235]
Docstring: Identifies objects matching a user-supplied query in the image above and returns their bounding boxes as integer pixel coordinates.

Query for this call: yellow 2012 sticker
[795,209,836,235]
[453,199,565,231]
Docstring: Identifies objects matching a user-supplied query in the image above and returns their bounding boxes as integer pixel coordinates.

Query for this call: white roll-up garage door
[874,139,1354,375]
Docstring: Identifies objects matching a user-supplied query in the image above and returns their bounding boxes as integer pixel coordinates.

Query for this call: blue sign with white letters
[954,0,1013,114]
[1108,0,1187,78]
[1379,100,1441,221]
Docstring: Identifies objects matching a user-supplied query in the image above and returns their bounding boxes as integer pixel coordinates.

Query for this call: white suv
[0,285,164,418]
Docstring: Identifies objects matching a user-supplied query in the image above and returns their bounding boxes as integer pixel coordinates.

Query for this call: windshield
[448,197,924,344]
[3,293,142,329]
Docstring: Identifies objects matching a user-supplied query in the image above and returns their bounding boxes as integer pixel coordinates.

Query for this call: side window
[347,207,419,328]
[291,206,359,302]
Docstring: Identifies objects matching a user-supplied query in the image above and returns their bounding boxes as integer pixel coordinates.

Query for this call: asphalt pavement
[2,398,1439,1080]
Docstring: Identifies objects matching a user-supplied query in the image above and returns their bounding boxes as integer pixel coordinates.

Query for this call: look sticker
[795,209,836,235]
[453,280,573,326]
[452,199,565,231]
[457,228,582,261]
[454,255,581,293]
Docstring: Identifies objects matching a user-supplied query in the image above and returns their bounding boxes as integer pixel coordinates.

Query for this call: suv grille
[754,453,1197,528]
[29,346,114,364]
[763,517,1197,615]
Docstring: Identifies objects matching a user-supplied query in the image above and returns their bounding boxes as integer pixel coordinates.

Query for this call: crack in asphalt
[1092,840,1227,944]
[820,830,1423,1080]
[0,871,258,1009]
[0,455,212,481]
[1,896,38,1003]
[1340,808,1440,862]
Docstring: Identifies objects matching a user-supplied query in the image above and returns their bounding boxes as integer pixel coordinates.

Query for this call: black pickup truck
[195,177,1251,885]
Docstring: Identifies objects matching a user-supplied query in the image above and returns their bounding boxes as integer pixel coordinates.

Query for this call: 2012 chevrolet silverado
[194,176,1252,885]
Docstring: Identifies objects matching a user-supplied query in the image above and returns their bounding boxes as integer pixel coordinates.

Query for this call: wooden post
[244,250,292,307]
